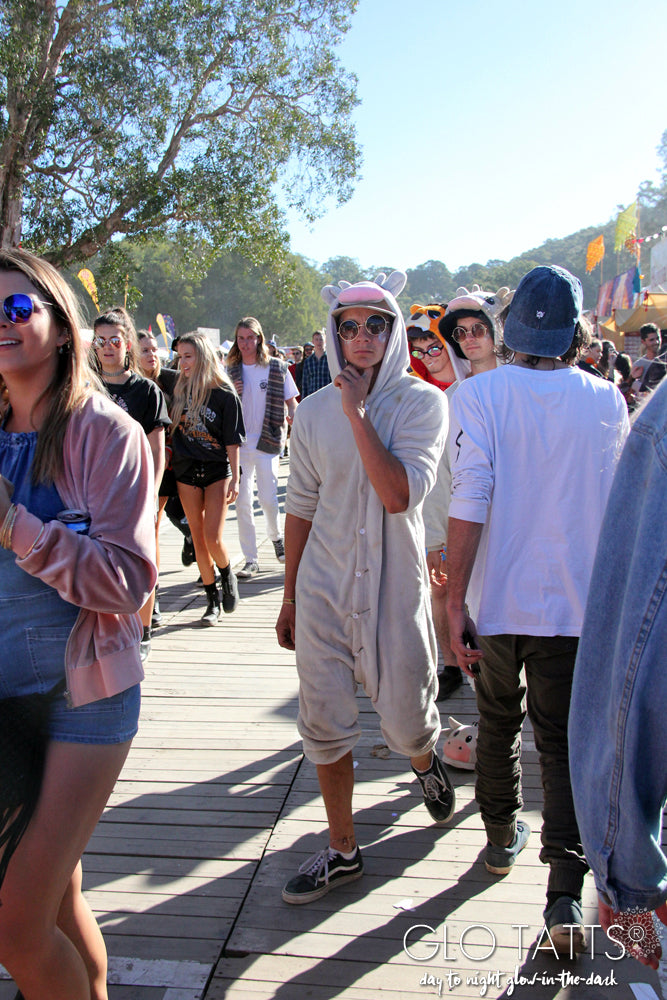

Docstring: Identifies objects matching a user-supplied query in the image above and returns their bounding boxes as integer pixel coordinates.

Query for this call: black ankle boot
[202,582,221,625]
[218,563,239,613]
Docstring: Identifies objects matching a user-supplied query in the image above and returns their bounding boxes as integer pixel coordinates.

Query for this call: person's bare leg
[178,482,215,584]
[431,580,456,664]
[155,496,168,569]
[0,740,131,1000]
[410,750,434,771]
[202,479,232,569]
[57,861,109,1000]
[431,576,463,698]
[316,752,356,852]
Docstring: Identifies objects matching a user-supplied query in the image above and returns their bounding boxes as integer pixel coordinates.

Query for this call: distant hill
[400,136,667,312]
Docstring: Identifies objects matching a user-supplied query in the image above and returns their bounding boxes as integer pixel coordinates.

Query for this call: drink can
[57,509,91,535]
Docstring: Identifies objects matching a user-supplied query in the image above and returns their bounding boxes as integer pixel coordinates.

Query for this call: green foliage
[120,240,328,343]
[0,0,360,270]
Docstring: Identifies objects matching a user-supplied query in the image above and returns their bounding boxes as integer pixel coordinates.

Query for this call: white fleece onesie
[286,274,448,765]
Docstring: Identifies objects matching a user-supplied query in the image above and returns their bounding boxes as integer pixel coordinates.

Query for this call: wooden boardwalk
[1,457,664,999]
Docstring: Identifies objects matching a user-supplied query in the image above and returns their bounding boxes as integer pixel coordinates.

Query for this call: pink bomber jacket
[10,392,157,706]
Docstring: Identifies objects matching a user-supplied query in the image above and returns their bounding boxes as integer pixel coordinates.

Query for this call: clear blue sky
[285,0,667,274]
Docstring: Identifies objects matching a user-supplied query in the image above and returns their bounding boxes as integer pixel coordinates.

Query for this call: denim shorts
[49,682,141,744]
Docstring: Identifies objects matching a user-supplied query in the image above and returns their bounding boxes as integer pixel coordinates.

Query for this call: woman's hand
[0,475,15,520]
[227,477,240,504]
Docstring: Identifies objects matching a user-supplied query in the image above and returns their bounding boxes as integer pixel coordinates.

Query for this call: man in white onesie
[276,271,455,904]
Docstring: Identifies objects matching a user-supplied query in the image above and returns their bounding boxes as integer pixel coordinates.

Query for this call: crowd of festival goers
[1,246,666,999]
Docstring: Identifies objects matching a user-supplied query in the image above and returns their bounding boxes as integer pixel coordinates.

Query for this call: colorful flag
[614,202,638,253]
[156,313,168,342]
[162,315,177,340]
[586,235,605,273]
[77,269,99,310]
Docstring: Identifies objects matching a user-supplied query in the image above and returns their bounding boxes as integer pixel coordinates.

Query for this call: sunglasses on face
[93,335,123,348]
[1,293,50,324]
[411,343,444,359]
[452,322,489,343]
[337,314,390,342]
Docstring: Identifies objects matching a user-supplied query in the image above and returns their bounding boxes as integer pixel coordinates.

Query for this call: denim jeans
[475,633,588,897]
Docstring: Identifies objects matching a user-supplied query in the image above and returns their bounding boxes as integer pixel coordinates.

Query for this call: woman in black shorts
[170,333,245,625]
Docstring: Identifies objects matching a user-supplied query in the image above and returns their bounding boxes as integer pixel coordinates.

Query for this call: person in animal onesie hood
[276,270,456,904]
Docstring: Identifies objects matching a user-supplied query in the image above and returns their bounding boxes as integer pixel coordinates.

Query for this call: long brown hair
[170,332,237,434]
[0,248,94,484]
[226,316,270,367]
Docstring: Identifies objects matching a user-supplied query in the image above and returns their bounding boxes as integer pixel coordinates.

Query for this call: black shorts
[159,467,179,498]
[175,461,230,489]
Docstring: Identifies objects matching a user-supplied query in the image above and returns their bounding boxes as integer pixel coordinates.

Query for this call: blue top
[0,429,79,698]
[569,380,667,912]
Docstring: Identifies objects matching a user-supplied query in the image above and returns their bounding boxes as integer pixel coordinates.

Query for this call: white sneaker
[236,560,259,579]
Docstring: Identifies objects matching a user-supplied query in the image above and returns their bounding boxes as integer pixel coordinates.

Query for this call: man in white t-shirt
[445,265,630,954]
[227,317,298,578]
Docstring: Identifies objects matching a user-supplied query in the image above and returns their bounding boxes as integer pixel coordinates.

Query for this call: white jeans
[236,446,281,561]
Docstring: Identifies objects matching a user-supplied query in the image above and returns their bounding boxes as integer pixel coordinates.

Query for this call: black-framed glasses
[93,334,123,348]
[337,314,390,342]
[1,293,50,324]
[452,322,489,343]
[411,344,444,359]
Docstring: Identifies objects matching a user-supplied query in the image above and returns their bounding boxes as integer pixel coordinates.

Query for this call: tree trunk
[0,158,24,248]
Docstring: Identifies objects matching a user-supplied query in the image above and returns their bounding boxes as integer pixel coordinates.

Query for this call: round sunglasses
[337,314,390,342]
[411,344,444,359]
[2,293,50,324]
[452,322,489,343]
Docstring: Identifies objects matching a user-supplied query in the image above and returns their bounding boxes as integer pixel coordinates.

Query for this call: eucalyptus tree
[0,0,360,270]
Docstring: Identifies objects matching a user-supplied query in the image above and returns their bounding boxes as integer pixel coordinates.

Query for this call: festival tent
[599,292,667,341]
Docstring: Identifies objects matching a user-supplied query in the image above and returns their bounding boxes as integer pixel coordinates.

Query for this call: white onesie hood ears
[321,271,410,396]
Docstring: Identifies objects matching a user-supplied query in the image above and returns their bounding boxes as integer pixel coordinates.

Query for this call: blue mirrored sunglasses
[2,293,49,324]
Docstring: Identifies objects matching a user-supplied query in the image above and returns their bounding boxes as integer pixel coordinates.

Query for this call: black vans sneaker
[412,753,456,824]
[282,846,363,905]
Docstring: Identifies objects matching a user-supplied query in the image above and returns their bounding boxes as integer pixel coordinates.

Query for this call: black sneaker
[412,753,456,824]
[282,846,363,905]
[219,565,239,613]
[436,665,463,701]
[181,535,195,566]
[273,538,286,563]
[542,895,587,955]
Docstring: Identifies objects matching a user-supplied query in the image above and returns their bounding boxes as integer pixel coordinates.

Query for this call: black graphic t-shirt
[171,386,245,477]
[102,372,170,435]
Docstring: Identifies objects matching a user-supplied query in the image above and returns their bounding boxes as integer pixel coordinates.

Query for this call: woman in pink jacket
[0,249,156,1000]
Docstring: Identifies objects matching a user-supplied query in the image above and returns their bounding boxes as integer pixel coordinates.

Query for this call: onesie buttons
[352,613,359,619]
[355,571,362,578]
[359,528,365,535]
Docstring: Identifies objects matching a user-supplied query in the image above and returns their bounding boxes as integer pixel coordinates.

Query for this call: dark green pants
[475,634,588,897]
